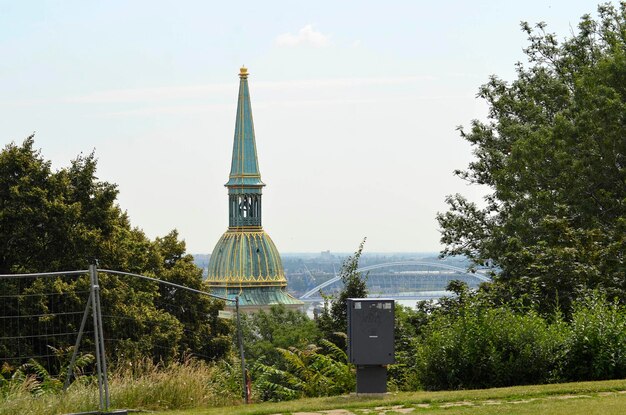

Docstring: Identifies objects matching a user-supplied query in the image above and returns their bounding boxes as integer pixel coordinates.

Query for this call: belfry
[206,67,303,311]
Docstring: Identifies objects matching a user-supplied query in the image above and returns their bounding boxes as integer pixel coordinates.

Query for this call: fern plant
[49,345,95,386]
[252,339,354,401]
[0,346,95,399]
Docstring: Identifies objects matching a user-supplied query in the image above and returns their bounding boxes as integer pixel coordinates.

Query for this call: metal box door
[347,298,395,365]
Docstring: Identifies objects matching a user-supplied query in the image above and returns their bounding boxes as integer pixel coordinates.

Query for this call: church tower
[206,67,303,311]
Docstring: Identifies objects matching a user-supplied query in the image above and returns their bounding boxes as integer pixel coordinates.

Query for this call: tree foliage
[239,305,321,365]
[316,238,368,347]
[0,136,230,366]
[437,3,626,314]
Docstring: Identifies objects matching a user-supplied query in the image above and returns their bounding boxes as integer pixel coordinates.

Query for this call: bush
[388,304,424,391]
[415,301,568,390]
[564,292,626,381]
[410,289,626,391]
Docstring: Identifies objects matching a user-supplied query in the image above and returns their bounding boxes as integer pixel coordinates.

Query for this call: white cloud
[275,24,331,48]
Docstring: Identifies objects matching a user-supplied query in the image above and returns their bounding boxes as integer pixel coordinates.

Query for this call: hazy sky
[0,0,603,253]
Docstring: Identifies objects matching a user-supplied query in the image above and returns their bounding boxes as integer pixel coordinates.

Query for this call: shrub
[563,292,626,380]
[416,302,568,390]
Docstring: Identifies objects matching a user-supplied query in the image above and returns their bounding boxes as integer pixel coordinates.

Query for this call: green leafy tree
[0,135,150,274]
[240,305,321,366]
[437,3,626,315]
[0,137,230,366]
[388,304,422,391]
[316,238,368,347]
[151,230,231,361]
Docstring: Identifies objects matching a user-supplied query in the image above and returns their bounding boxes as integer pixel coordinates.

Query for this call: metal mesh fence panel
[0,267,246,411]
[0,271,93,376]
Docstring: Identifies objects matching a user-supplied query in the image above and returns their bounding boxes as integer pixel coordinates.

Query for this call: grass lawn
[153,379,626,415]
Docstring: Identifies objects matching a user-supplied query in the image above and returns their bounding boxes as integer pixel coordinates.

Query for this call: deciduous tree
[0,136,230,366]
[438,3,626,315]
[316,238,368,347]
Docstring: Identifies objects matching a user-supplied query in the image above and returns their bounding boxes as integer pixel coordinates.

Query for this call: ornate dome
[206,230,287,287]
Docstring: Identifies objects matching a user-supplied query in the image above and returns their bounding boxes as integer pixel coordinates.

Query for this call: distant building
[206,67,303,312]
[320,250,334,261]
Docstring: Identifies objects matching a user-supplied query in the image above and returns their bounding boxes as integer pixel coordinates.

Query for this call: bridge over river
[298,261,491,302]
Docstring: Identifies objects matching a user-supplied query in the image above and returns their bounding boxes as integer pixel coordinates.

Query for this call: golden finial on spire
[239,66,248,78]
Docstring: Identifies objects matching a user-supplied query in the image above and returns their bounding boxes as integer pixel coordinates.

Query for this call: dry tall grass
[0,357,241,415]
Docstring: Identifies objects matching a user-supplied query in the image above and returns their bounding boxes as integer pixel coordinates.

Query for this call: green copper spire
[226,67,264,228]
[226,67,265,188]
[206,67,303,311]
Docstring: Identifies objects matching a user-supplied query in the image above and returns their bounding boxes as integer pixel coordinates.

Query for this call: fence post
[89,264,111,411]
[89,264,105,411]
[235,296,248,404]
[63,290,92,390]
[93,266,110,410]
